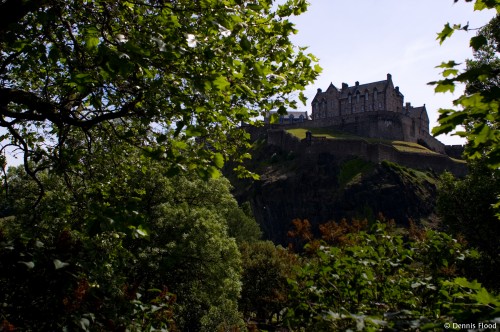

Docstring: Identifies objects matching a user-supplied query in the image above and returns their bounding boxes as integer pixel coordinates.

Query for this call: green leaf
[475,287,496,305]
[434,80,456,93]
[213,152,224,168]
[277,105,287,115]
[442,69,459,77]
[18,261,35,269]
[240,36,251,51]
[185,126,203,137]
[473,0,496,11]
[84,26,100,50]
[437,23,454,44]
[298,91,307,105]
[453,277,482,290]
[470,35,488,51]
[213,76,230,91]
[86,36,99,50]
[269,113,280,124]
[53,259,70,269]
[247,3,262,11]
[435,61,460,69]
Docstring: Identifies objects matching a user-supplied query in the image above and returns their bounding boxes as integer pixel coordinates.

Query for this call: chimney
[342,83,348,90]
[355,81,359,86]
[387,73,392,80]
[395,86,399,93]
[406,102,411,111]
[317,88,322,93]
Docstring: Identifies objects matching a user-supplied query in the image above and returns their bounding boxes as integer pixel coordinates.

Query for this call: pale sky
[288,0,496,144]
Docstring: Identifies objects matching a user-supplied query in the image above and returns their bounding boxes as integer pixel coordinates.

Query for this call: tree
[0,145,254,331]
[285,221,499,331]
[0,0,320,183]
[437,163,500,290]
[238,240,299,327]
[431,0,500,168]
[464,15,500,95]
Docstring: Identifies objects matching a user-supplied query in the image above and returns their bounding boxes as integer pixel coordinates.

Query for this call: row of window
[277,114,305,124]
[313,93,380,110]
[348,91,378,104]
[313,103,384,118]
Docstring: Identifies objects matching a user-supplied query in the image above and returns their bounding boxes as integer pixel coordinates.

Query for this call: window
[365,91,369,101]
[348,94,352,103]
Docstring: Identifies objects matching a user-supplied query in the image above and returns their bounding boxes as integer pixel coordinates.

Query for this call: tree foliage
[285,221,500,331]
[239,240,300,328]
[437,163,500,290]
[0,0,320,182]
[431,0,500,168]
[0,149,252,331]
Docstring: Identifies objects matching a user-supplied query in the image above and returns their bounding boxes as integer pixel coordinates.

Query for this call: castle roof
[408,105,429,121]
[313,74,404,102]
[340,80,388,98]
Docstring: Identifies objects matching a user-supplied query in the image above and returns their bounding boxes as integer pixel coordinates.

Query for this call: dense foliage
[0,152,254,331]
[239,240,300,328]
[431,0,500,168]
[0,0,320,184]
[285,221,500,331]
[437,163,500,290]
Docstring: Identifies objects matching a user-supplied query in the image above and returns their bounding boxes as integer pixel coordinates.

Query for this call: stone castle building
[309,74,445,153]
[257,74,465,174]
[258,74,442,154]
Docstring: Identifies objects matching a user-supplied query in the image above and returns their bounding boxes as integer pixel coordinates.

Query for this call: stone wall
[266,129,467,177]
[259,112,446,154]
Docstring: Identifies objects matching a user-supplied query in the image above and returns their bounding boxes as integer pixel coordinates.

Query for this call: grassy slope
[286,127,440,155]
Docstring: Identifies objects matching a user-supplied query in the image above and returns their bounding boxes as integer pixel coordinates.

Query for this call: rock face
[228,143,439,246]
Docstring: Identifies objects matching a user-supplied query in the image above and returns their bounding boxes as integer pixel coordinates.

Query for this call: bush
[285,221,498,331]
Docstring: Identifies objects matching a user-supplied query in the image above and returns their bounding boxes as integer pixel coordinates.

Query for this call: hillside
[228,132,444,245]
[286,127,443,155]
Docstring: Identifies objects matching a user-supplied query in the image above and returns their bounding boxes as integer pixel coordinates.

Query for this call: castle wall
[445,145,465,159]
[309,75,447,155]
[269,111,446,154]
[266,129,466,177]
[419,134,446,154]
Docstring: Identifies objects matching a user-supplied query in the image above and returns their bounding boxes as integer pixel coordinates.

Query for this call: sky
[286,0,497,145]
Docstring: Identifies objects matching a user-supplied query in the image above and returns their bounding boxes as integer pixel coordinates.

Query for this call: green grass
[339,158,374,187]
[286,127,439,155]
[382,160,437,185]
[390,141,438,154]
[286,127,360,140]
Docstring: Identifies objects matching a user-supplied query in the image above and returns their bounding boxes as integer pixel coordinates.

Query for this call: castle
[268,74,446,153]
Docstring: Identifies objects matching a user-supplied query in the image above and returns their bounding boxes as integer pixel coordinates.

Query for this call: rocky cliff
[228,141,441,245]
